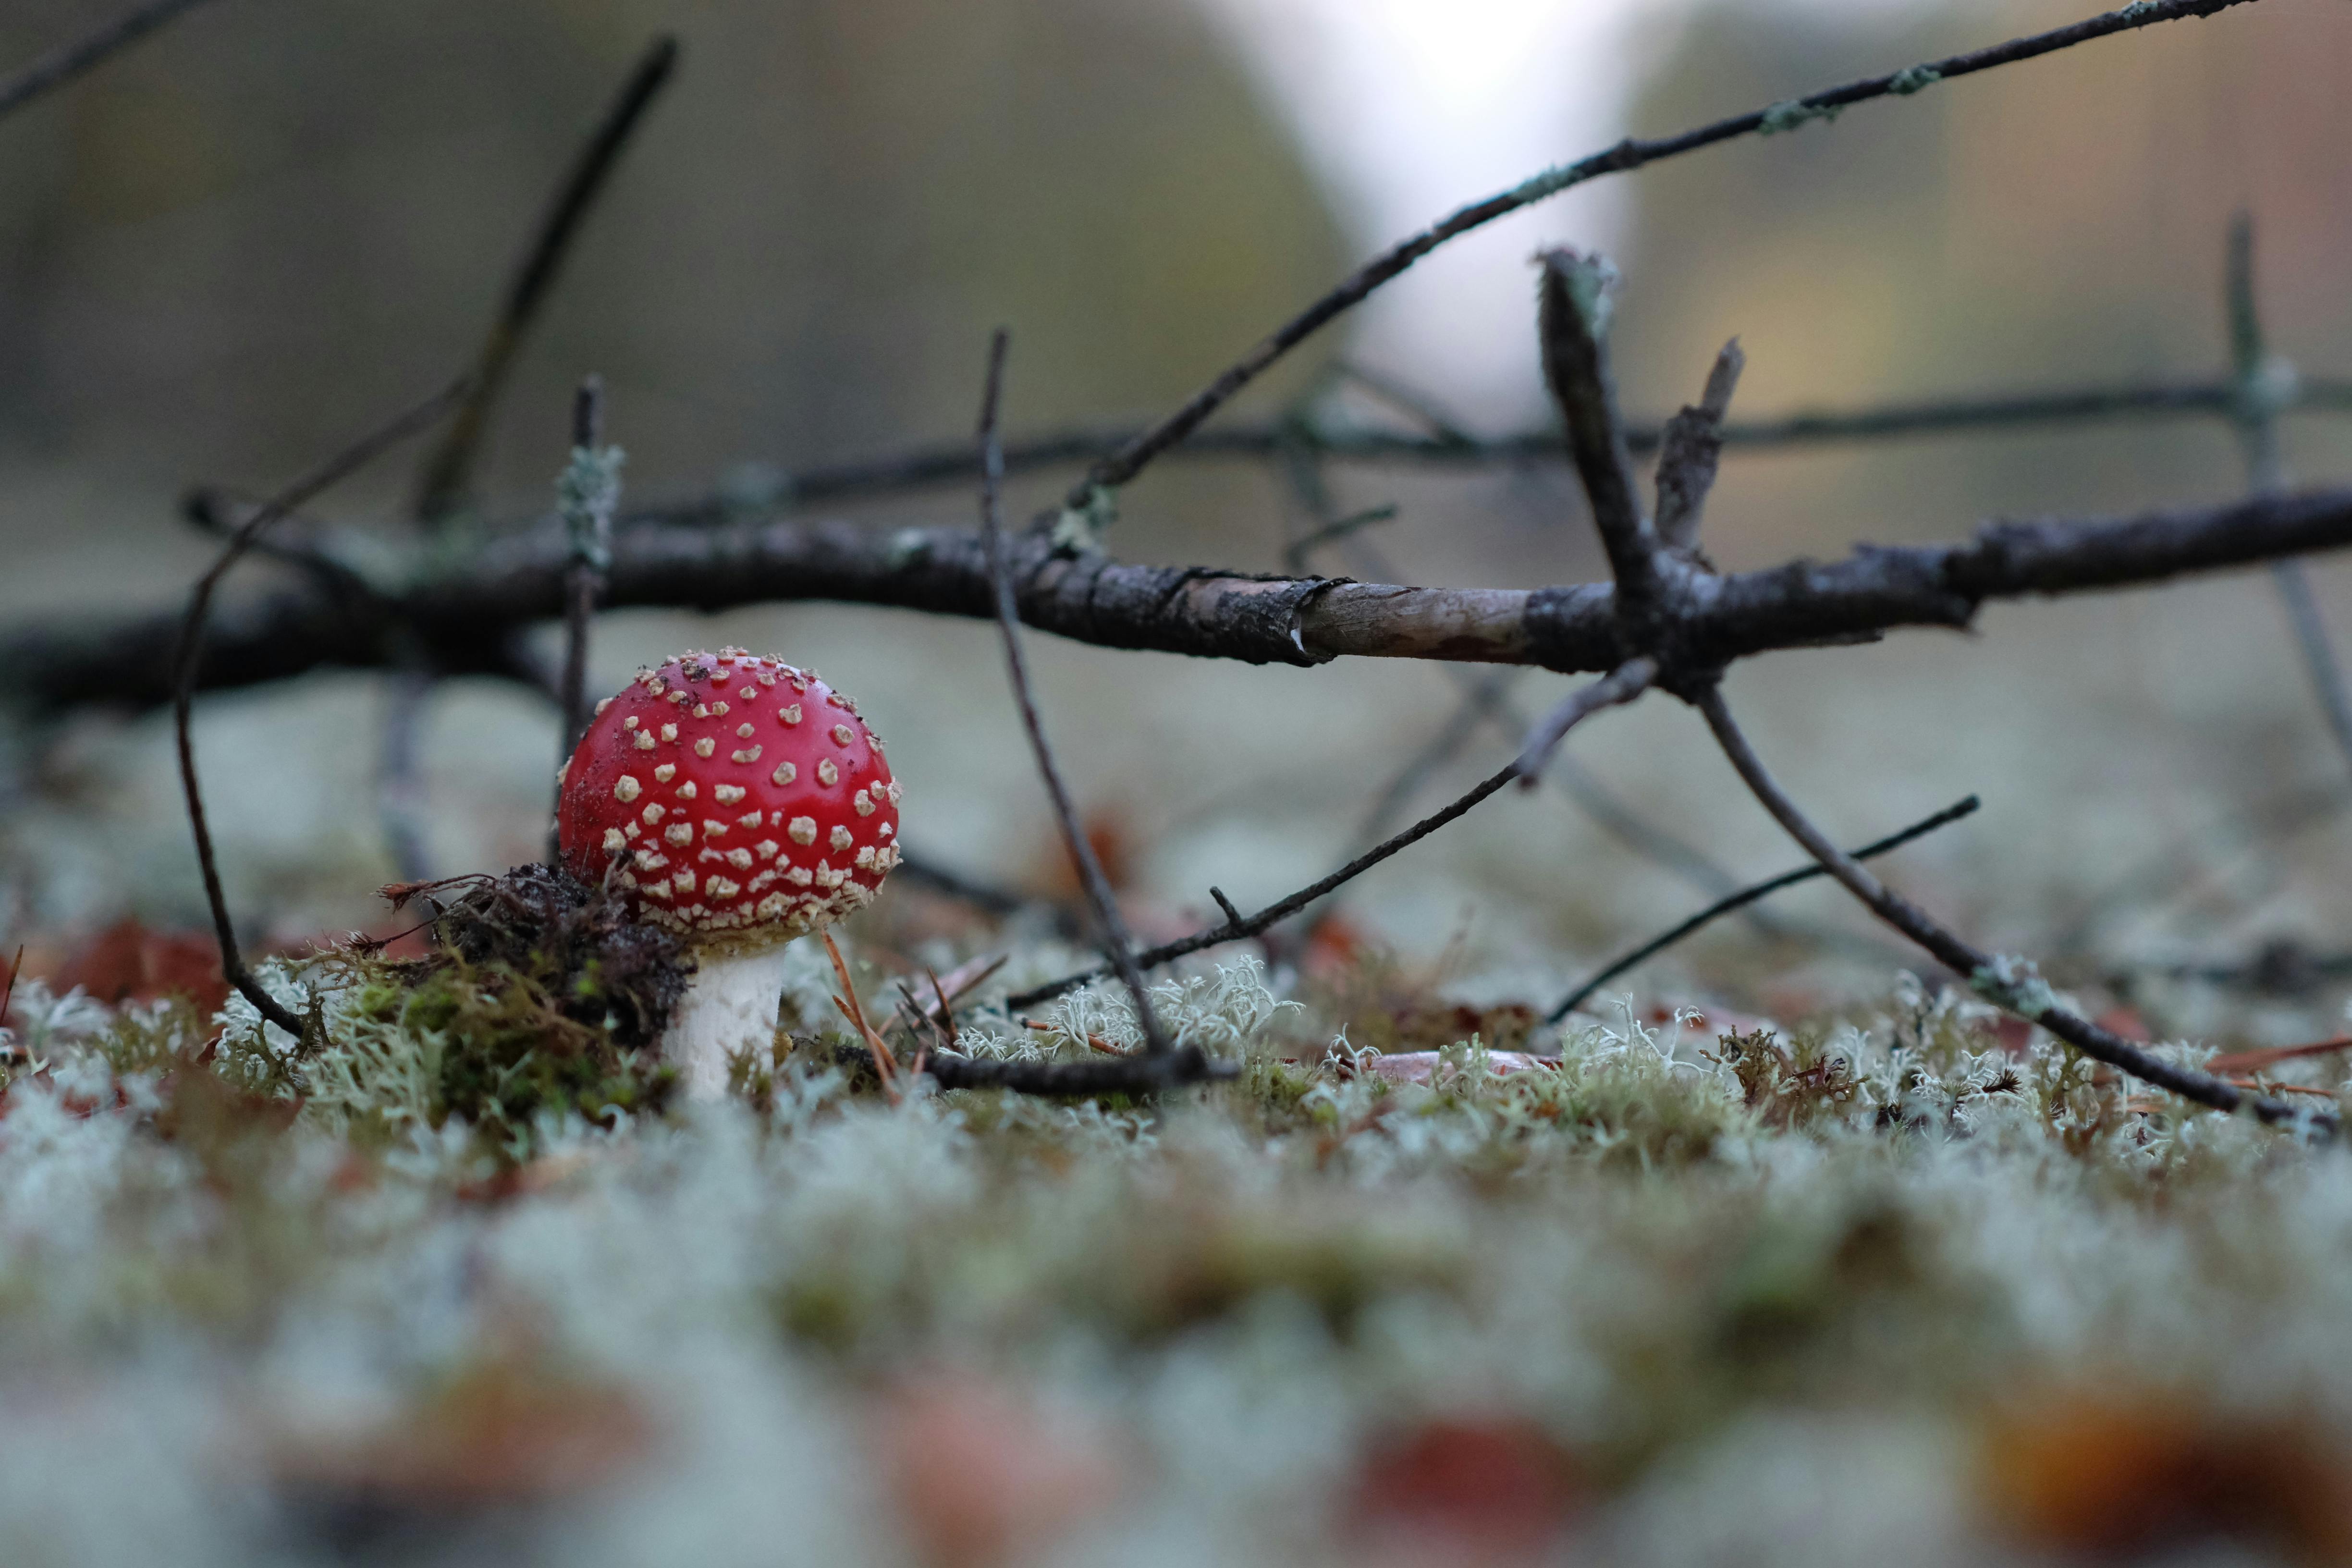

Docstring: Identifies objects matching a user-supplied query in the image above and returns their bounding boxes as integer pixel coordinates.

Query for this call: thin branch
[0,0,220,122]
[1694,685,2326,1132]
[2227,213,2291,495]
[1514,659,1658,786]
[1332,361,1480,446]
[1282,503,1398,574]
[1006,759,1527,1010]
[556,377,620,753]
[891,850,1034,917]
[547,376,621,857]
[1067,0,2264,505]
[1653,339,1745,553]
[977,332,1188,1070]
[2268,564,2352,775]
[2227,214,2352,781]
[1352,670,1517,847]
[613,374,2352,521]
[1294,479,1767,914]
[1545,794,1981,1023]
[180,489,384,602]
[826,1038,1234,1097]
[176,381,468,1038]
[411,36,677,524]
[1538,250,1657,614]
[377,650,435,884]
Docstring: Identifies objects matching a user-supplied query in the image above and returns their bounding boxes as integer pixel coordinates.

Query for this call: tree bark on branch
[15,485,2352,716]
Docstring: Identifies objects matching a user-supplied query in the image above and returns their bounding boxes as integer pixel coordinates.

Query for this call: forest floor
[2,890,2349,1568]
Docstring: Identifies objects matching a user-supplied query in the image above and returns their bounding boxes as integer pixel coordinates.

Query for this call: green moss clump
[371,956,679,1134]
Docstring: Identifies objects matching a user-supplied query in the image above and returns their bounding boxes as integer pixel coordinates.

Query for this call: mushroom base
[663,940,797,1099]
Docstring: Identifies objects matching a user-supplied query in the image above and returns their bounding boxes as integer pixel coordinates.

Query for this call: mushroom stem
[664,940,795,1098]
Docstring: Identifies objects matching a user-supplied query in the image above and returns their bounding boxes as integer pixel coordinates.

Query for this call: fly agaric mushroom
[556,647,902,1093]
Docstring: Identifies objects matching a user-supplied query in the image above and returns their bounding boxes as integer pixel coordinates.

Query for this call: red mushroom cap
[556,647,902,941]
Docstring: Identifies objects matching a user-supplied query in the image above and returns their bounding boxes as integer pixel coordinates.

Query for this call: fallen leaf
[1348,1415,1583,1563]
[1981,1393,2352,1560]
[52,920,229,1014]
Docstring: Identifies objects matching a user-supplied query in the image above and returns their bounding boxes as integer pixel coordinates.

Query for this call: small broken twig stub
[1652,339,1745,555]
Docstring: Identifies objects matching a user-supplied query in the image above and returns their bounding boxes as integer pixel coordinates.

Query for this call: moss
[398,957,679,1134]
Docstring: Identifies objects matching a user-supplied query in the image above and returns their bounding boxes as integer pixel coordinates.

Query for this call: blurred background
[3,0,2351,1035]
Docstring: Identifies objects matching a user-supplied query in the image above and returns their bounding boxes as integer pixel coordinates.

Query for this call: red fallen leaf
[1030,809,1135,899]
[1981,1394,2352,1561]
[871,1374,1121,1568]
[2093,1006,2152,1043]
[1348,1416,1583,1562]
[1989,1015,2035,1055]
[1300,911,1368,980]
[52,920,230,1015]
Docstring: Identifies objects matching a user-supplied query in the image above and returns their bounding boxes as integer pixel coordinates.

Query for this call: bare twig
[977,332,1195,1073]
[0,0,220,122]
[176,381,468,1038]
[1068,0,2263,506]
[2267,566,2352,775]
[1538,250,1658,615]
[2228,214,2292,497]
[1694,685,2325,1132]
[1653,340,1745,553]
[556,377,620,754]
[411,36,678,524]
[1351,671,1515,848]
[891,851,1034,917]
[180,489,382,602]
[2228,215,2352,779]
[1513,659,1659,787]
[377,649,435,884]
[828,1038,1227,1097]
[1006,760,1527,1010]
[605,374,2352,522]
[1282,504,1399,573]
[1545,794,1981,1023]
[548,376,622,857]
